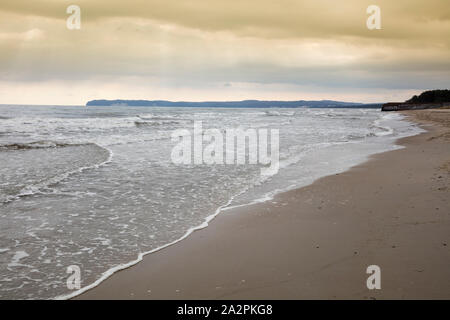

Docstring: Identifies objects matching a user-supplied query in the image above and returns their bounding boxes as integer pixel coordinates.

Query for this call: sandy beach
[77,109,450,300]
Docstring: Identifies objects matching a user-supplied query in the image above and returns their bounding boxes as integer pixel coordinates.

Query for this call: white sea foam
[55,185,249,300]
[8,251,29,267]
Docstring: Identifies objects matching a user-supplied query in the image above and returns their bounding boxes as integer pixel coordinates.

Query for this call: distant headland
[382,89,450,111]
[86,99,381,109]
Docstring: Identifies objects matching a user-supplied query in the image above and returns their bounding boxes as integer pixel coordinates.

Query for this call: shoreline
[76,109,450,299]
[58,111,407,300]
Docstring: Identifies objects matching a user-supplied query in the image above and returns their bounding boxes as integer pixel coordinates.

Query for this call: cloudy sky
[0,0,449,105]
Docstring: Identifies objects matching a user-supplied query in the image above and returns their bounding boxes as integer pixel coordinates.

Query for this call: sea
[0,104,423,299]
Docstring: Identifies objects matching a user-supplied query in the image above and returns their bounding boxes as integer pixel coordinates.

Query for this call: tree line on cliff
[406,90,450,104]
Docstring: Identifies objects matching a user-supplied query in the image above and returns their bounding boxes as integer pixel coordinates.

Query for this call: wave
[135,114,189,127]
[0,141,83,151]
[1,142,113,205]
[137,114,185,121]
[1,117,138,136]
[371,119,394,137]
[134,120,182,127]
[264,110,295,117]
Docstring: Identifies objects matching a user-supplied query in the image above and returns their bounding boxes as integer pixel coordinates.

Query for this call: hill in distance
[406,89,450,104]
[382,89,450,111]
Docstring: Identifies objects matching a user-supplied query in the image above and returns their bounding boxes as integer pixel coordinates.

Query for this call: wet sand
[77,109,450,300]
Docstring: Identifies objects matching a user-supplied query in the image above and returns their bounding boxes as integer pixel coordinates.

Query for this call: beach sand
[77,109,450,300]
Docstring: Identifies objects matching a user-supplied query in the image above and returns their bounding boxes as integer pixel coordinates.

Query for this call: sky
[0,0,449,105]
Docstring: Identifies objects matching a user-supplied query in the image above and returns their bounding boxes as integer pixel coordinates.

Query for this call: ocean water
[0,105,422,299]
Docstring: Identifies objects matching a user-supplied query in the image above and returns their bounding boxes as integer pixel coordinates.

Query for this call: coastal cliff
[382,89,450,111]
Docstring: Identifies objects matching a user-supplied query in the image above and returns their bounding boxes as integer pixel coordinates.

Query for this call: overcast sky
[0,0,449,105]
